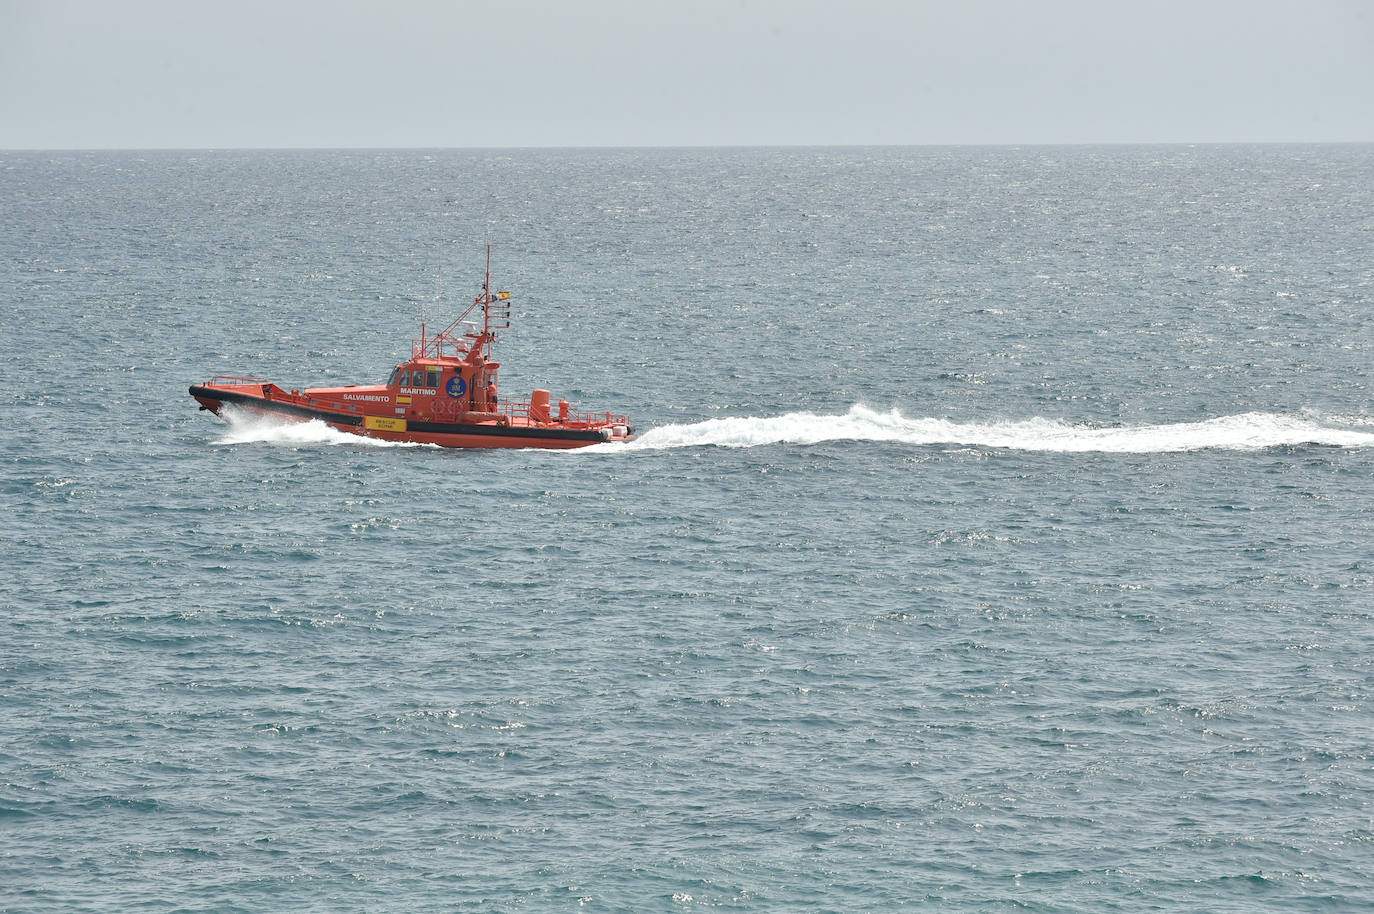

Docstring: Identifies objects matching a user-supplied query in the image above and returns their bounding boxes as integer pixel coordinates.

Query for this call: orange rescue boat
[190,250,634,449]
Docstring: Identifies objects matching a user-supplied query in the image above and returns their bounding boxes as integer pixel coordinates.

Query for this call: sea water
[2,146,1372,912]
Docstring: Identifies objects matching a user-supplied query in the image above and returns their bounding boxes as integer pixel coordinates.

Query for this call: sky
[1,0,1372,149]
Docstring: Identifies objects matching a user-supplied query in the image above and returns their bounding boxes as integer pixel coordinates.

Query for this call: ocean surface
[3,145,1373,912]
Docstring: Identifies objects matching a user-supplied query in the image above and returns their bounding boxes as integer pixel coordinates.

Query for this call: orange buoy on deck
[529,389,552,424]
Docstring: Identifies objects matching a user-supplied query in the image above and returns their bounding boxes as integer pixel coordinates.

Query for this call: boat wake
[210,407,432,448]
[595,406,1374,454]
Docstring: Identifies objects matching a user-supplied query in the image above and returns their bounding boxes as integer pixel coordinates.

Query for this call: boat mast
[478,243,511,360]
[481,243,492,357]
[422,245,505,360]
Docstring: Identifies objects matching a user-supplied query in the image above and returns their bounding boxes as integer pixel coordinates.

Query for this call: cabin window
[386,368,401,387]
[426,368,441,388]
[398,370,411,387]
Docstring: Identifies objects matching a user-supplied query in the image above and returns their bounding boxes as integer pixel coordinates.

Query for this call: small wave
[210,407,430,449]
[596,406,1374,454]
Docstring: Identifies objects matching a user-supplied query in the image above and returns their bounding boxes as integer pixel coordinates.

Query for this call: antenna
[421,244,506,359]
[480,243,511,345]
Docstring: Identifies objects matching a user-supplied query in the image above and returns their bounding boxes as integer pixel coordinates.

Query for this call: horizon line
[5,139,1374,154]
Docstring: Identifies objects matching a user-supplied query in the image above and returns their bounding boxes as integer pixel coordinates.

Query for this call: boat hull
[190,384,623,449]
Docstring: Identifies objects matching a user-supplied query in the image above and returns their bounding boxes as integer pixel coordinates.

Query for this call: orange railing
[495,397,631,429]
[425,396,629,428]
[206,375,270,387]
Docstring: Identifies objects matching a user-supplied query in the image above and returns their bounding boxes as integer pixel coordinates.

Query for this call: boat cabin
[383,355,500,417]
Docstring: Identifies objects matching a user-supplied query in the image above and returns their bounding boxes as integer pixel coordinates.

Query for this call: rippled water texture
[3,146,1373,912]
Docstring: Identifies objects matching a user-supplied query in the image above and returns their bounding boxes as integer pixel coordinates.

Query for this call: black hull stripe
[407,420,606,441]
[190,386,607,442]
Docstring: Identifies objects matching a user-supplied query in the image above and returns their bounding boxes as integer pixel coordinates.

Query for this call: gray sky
[2,0,1371,149]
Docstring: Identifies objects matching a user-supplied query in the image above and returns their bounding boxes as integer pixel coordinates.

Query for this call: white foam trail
[210,406,429,448]
[599,406,1374,454]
